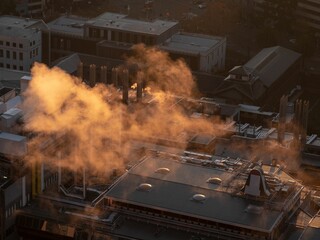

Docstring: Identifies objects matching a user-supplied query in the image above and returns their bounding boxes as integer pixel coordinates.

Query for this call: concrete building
[161,33,226,73]
[0,16,44,72]
[45,13,226,73]
[15,0,48,17]
[14,151,306,240]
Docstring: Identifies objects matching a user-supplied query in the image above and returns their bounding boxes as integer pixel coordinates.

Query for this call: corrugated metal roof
[245,46,301,87]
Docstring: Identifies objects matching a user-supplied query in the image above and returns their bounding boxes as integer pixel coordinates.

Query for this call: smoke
[127,44,198,97]
[22,45,223,177]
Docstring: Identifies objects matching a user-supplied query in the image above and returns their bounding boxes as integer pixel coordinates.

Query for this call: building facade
[0,16,44,72]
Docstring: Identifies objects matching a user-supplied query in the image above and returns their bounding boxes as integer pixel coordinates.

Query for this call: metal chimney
[112,67,118,88]
[136,71,143,101]
[278,95,288,144]
[301,100,309,148]
[122,68,129,105]
[77,62,83,81]
[89,64,96,87]
[100,66,107,84]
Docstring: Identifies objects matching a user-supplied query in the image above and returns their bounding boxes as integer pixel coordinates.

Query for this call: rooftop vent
[155,167,170,174]
[245,204,263,214]
[137,183,152,192]
[192,194,206,203]
[206,177,222,185]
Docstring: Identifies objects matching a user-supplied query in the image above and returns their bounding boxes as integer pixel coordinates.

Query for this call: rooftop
[0,15,41,29]
[47,15,87,37]
[106,154,302,233]
[245,46,301,87]
[161,33,224,55]
[0,25,40,39]
[87,12,178,35]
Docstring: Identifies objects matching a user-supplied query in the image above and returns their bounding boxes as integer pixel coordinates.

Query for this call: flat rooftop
[0,15,41,29]
[0,25,39,39]
[106,155,301,233]
[87,12,178,35]
[161,33,224,55]
[47,15,87,37]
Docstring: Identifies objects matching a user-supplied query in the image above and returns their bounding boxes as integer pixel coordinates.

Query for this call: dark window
[6,64,10,68]
[6,50,10,58]
[19,52,23,60]
[59,39,64,49]
[13,65,17,70]
[13,42,16,47]
[19,43,23,48]
[19,66,23,71]
[0,63,3,67]
[13,51,16,59]
[6,42,10,46]
[0,41,3,45]
[33,40,35,45]
[0,49,3,57]
[30,51,32,59]
[119,32,123,42]
[111,31,115,41]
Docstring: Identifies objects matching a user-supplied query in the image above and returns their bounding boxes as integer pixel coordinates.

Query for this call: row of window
[0,41,23,48]
[88,27,155,45]
[0,49,24,60]
[0,63,24,71]
[0,48,39,60]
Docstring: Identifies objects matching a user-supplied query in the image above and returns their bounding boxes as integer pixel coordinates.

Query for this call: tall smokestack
[77,62,83,81]
[294,99,302,142]
[100,66,107,84]
[136,71,143,102]
[112,67,118,88]
[122,68,129,105]
[278,95,288,144]
[89,64,96,87]
[301,100,309,148]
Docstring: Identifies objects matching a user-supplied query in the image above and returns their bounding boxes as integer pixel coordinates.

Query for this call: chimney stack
[122,68,129,105]
[136,71,143,102]
[89,64,96,87]
[77,62,83,81]
[278,95,288,144]
[100,66,107,84]
[112,67,118,88]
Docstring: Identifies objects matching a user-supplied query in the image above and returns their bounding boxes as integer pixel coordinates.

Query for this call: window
[13,51,16,60]
[13,65,17,70]
[6,42,10,46]
[0,49,3,57]
[19,43,23,48]
[19,52,23,60]
[6,50,10,58]
[30,42,32,46]
[0,40,3,45]
[0,63,3,68]
[59,39,64,49]
[19,66,23,71]
[6,64,10,68]
[111,31,115,41]
[13,42,16,47]
[36,48,38,56]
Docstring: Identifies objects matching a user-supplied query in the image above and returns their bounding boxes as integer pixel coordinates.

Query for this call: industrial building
[213,46,302,111]
[43,12,226,73]
[0,67,319,240]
